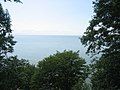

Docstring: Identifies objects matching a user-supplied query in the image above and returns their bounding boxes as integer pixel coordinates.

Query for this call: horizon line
[13,34,82,36]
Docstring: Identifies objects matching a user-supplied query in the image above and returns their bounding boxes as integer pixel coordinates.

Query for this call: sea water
[13,35,91,64]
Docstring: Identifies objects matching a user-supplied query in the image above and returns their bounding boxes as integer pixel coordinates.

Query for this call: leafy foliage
[3,0,22,3]
[91,53,120,90]
[21,63,36,90]
[31,50,88,90]
[81,0,120,56]
[81,0,120,89]
[0,56,36,90]
[0,56,27,89]
[0,4,16,59]
[0,1,35,90]
[72,78,92,90]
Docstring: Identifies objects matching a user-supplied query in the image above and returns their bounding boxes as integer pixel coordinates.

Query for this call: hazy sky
[2,0,93,35]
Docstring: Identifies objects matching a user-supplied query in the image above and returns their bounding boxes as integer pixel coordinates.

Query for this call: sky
[1,0,93,35]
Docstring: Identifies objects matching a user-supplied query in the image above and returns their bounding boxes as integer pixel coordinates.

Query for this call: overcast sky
[2,0,93,35]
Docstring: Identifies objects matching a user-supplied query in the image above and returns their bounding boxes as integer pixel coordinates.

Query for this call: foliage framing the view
[81,0,120,89]
[81,0,120,56]
[91,53,120,90]
[31,50,89,90]
[0,4,16,59]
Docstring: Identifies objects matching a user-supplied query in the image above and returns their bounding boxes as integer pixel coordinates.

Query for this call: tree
[0,5,16,87]
[0,56,29,90]
[21,63,36,90]
[72,75,92,90]
[3,0,22,3]
[0,56,36,90]
[0,4,16,59]
[90,53,120,90]
[0,4,17,88]
[0,1,27,90]
[0,0,22,59]
[81,0,120,89]
[81,0,120,56]
[31,50,88,90]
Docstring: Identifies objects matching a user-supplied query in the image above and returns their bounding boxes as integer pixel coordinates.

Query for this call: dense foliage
[0,4,16,59]
[81,0,120,89]
[91,53,120,90]
[0,56,35,90]
[81,0,120,56]
[31,51,88,90]
[0,2,34,90]
[3,0,120,89]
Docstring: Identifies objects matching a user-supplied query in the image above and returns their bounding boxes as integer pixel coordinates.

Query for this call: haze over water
[13,35,91,64]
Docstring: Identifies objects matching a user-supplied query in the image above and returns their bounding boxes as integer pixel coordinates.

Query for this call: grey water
[13,35,91,65]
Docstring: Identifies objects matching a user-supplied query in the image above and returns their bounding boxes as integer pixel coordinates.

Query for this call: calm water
[13,35,91,64]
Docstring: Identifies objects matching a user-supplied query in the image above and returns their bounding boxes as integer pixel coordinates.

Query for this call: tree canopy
[31,50,88,90]
[81,0,120,56]
[0,4,16,59]
[0,1,31,90]
[81,0,120,89]
[3,0,22,3]
[0,56,27,89]
[91,53,120,90]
